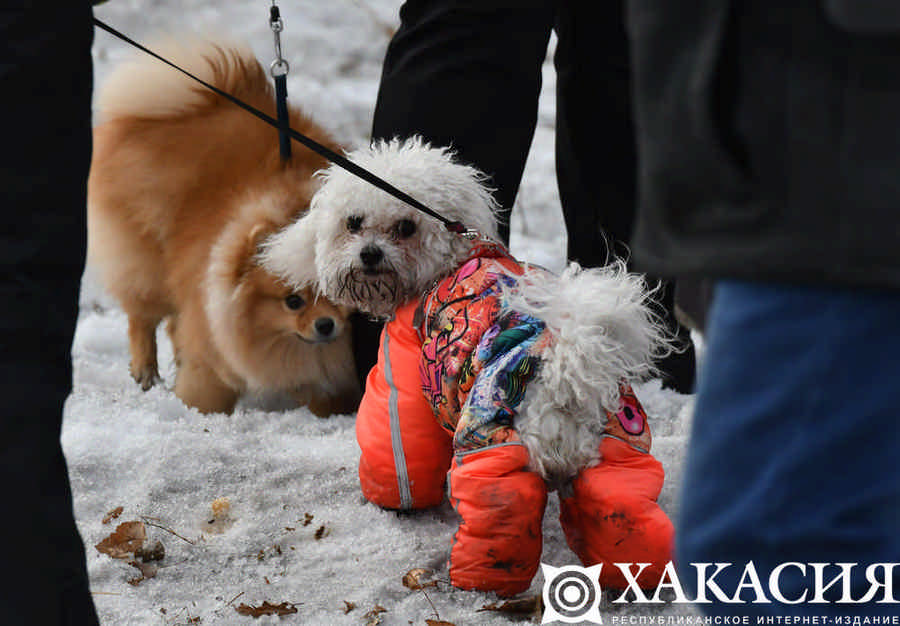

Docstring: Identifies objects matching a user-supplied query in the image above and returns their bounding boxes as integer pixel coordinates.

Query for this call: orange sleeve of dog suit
[356,301,453,510]
[559,436,674,590]
[447,442,548,596]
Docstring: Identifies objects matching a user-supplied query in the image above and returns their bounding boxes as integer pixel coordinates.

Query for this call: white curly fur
[261,137,670,486]
[506,261,670,486]
[258,203,321,290]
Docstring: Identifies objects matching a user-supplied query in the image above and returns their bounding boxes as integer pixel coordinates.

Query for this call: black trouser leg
[554,1,695,391]
[554,0,636,265]
[372,0,555,241]
[0,4,99,624]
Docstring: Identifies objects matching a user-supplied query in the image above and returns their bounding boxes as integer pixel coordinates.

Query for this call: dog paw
[130,363,161,391]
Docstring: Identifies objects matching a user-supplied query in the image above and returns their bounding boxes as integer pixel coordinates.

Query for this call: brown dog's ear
[235,220,278,279]
[247,221,276,255]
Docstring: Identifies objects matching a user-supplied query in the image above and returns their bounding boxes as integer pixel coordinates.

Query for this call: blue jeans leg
[676,280,900,616]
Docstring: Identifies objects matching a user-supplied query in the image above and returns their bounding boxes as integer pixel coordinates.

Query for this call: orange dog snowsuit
[356,242,673,595]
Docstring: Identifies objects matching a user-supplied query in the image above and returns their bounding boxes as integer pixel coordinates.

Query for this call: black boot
[654,280,697,394]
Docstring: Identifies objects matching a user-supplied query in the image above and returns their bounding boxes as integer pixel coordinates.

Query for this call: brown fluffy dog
[87,38,360,416]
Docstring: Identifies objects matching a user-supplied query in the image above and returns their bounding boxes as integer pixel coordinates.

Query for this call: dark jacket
[627,0,900,289]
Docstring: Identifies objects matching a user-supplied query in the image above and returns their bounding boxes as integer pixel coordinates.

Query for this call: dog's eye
[284,294,306,310]
[346,215,363,233]
[395,219,416,239]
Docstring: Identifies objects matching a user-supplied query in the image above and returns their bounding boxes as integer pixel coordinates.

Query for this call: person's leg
[371,0,554,241]
[0,4,99,624]
[554,2,695,392]
[554,1,634,266]
[678,280,900,616]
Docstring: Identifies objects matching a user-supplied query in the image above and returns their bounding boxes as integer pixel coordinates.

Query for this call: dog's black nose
[359,245,383,267]
[314,317,335,337]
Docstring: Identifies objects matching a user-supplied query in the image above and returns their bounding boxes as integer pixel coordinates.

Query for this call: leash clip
[270,58,289,78]
[444,220,480,240]
[269,3,289,77]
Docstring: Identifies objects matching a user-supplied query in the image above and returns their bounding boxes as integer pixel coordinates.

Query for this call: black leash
[92,17,472,236]
[268,3,291,161]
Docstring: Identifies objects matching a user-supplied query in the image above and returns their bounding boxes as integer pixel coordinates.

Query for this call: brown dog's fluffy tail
[95,36,271,124]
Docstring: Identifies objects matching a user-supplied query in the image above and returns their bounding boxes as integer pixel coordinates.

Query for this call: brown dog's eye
[346,215,363,233]
[395,219,416,239]
[284,294,306,310]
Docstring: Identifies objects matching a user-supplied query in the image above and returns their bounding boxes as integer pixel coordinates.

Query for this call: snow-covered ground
[67,2,700,623]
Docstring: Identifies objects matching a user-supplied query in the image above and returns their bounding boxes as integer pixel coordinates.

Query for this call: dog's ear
[247,221,276,257]
[235,220,278,280]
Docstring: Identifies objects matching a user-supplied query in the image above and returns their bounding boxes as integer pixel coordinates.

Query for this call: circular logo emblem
[546,567,597,619]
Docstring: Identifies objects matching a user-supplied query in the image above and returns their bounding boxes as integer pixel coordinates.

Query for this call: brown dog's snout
[359,244,383,268]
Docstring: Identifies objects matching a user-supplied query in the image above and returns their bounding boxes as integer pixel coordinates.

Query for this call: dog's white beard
[331,268,404,317]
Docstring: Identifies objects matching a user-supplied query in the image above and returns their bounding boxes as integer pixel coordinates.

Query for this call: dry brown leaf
[126,559,158,586]
[95,521,147,559]
[234,601,299,617]
[342,600,356,614]
[301,513,314,526]
[102,506,124,524]
[401,568,437,590]
[479,594,543,617]
[425,621,456,626]
[363,604,387,626]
